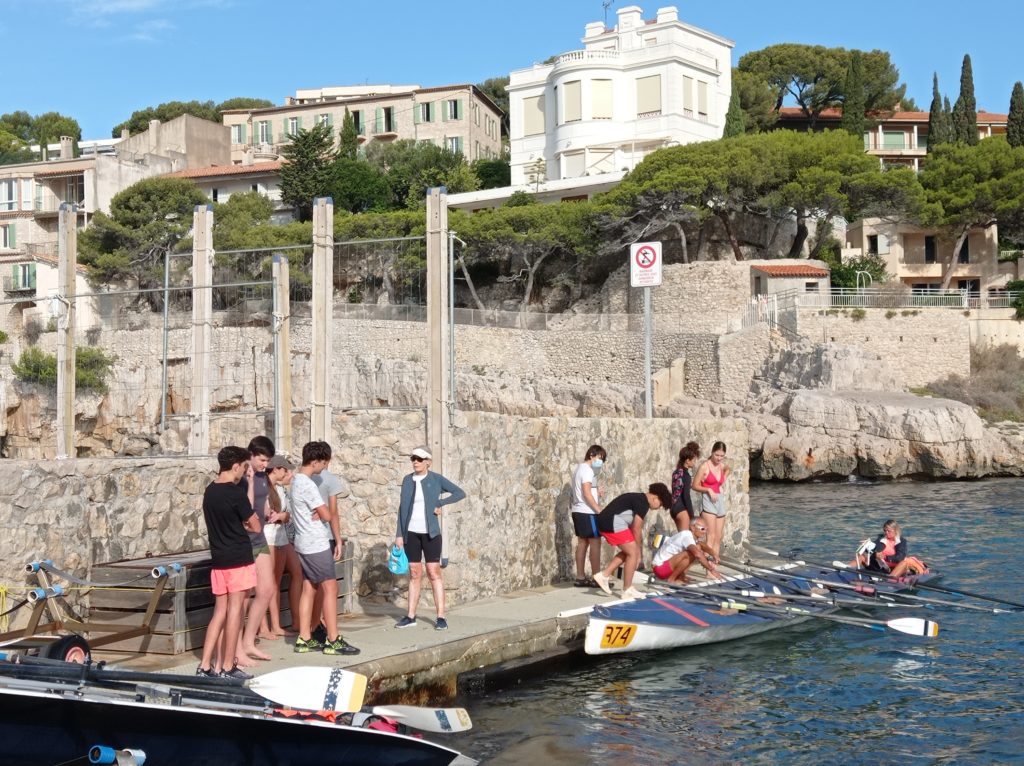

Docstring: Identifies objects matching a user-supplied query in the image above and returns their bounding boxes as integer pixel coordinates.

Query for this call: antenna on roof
[603,0,614,26]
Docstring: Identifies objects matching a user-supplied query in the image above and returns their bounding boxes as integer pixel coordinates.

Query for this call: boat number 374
[600,623,636,649]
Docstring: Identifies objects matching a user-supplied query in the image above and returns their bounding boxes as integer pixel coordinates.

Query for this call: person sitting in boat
[652,520,725,583]
[852,519,929,577]
[593,483,672,600]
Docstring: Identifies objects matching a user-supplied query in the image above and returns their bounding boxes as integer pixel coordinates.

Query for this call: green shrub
[1007,279,1024,320]
[885,310,897,319]
[12,346,117,393]
[850,308,867,321]
[0,330,8,343]
[926,344,1024,422]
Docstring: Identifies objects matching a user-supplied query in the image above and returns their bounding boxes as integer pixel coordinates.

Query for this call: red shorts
[653,561,674,580]
[600,529,635,546]
[210,563,257,595]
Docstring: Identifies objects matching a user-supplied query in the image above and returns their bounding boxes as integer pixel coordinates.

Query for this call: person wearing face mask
[570,445,607,588]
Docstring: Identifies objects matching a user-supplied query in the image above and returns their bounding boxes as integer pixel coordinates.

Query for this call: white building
[507,5,733,185]
[166,160,290,223]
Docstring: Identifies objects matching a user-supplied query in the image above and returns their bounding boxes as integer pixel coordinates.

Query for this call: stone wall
[792,308,971,387]
[717,324,772,403]
[0,410,749,627]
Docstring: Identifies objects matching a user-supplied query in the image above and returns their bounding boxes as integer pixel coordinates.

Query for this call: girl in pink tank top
[693,441,731,558]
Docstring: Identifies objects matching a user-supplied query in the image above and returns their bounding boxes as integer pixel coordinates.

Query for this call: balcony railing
[778,287,1021,311]
[2,276,35,294]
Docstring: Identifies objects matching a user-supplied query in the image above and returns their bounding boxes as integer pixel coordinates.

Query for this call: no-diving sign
[630,241,662,287]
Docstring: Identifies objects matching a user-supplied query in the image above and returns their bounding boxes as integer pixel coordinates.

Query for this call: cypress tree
[952,54,979,145]
[841,51,866,138]
[1008,82,1024,148]
[723,89,745,138]
[942,96,954,144]
[339,107,358,160]
[927,73,945,152]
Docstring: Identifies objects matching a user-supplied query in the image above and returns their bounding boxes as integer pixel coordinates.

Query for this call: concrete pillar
[310,198,333,442]
[55,204,77,459]
[272,254,293,455]
[425,188,449,474]
[189,205,214,456]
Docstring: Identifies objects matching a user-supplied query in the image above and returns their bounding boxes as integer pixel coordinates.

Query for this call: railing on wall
[773,287,1021,312]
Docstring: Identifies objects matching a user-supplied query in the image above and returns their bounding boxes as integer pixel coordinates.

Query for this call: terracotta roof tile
[752,264,830,278]
[166,161,283,179]
[777,106,1007,124]
[34,161,94,177]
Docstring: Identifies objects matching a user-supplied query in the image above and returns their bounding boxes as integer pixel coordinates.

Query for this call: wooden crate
[88,543,355,655]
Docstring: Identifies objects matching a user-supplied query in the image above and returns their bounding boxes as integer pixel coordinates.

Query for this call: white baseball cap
[410,447,432,460]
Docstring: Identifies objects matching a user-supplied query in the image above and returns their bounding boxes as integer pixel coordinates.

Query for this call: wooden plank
[89,586,214,612]
[98,626,203,655]
[87,607,215,634]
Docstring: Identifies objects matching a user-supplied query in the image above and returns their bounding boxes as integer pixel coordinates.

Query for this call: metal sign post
[630,242,662,419]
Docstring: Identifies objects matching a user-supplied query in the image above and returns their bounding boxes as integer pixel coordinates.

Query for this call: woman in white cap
[394,447,465,631]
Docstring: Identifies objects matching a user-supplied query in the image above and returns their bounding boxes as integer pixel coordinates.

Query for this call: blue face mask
[591,458,604,469]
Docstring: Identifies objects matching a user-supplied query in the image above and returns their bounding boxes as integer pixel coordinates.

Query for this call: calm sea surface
[458,478,1024,765]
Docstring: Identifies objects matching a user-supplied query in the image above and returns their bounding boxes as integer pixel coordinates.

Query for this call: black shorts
[405,532,442,564]
[669,502,696,521]
[572,512,599,539]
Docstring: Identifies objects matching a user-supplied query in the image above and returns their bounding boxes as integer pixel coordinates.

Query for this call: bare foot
[242,645,272,661]
[257,632,282,641]
[234,656,258,668]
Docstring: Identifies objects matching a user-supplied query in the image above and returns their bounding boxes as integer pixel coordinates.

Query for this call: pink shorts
[653,561,673,580]
[210,563,256,595]
[600,529,635,546]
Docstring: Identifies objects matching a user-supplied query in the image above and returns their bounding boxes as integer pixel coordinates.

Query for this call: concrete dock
[108,580,637,705]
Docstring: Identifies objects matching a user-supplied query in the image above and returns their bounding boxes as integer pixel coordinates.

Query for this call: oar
[369,705,473,733]
[0,654,367,712]
[712,597,940,637]
[749,542,1024,610]
[655,582,911,611]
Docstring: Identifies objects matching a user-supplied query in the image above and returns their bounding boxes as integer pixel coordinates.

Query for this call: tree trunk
[716,210,743,261]
[788,210,809,258]
[519,250,552,312]
[670,221,690,263]
[808,217,833,260]
[457,255,487,312]
[695,220,708,261]
[939,230,970,291]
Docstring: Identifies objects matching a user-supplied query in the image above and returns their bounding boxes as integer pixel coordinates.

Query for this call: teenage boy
[291,441,360,656]
[310,441,344,642]
[237,435,275,664]
[198,445,261,679]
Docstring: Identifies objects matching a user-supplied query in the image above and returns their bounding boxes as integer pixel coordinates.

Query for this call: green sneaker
[294,636,323,653]
[323,637,361,656]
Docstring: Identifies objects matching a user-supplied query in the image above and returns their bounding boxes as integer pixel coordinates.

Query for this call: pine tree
[723,89,745,138]
[952,54,979,145]
[927,73,945,152]
[339,108,358,160]
[1008,82,1024,148]
[841,51,866,138]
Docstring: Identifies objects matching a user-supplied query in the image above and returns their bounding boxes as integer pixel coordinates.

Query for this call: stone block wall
[717,324,772,403]
[793,308,971,387]
[0,410,749,628]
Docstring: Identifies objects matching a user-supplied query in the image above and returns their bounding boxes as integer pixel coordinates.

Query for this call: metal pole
[160,247,170,431]
[644,286,652,419]
[448,231,456,427]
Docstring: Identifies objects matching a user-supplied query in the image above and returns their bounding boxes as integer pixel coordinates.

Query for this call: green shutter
[375,107,384,133]
[27,262,35,288]
[414,104,422,124]
[9,224,14,249]
[457,137,464,154]
[10,264,16,284]
[297,116,303,131]
[442,101,449,122]
[240,124,247,144]
[326,113,333,127]
[457,99,464,120]
[282,119,289,138]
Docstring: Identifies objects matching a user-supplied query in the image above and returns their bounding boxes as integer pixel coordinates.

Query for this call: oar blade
[887,617,939,637]
[249,667,367,712]
[372,705,473,733]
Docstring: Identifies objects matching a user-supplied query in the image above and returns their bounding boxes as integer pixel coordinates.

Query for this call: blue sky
[2,0,1022,139]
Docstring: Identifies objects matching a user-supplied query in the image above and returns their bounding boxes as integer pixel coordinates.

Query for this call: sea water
[459,478,1024,765]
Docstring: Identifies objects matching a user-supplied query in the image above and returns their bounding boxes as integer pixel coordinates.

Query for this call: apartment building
[166,160,289,222]
[221,84,504,165]
[776,107,1009,172]
[0,115,229,320]
[507,5,733,186]
[845,217,1019,297]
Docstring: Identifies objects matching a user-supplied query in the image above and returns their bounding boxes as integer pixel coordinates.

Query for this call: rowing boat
[0,658,477,766]
[584,561,934,655]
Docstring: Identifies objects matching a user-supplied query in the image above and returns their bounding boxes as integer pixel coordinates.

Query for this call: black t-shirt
[597,492,651,533]
[202,481,255,569]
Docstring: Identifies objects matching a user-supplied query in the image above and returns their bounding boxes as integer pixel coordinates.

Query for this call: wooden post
[55,203,77,459]
[189,205,213,456]
[272,254,292,455]
[310,198,333,442]
[425,188,449,473]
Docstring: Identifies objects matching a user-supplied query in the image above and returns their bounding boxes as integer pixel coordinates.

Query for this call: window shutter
[326,113,333,127]
[697,80,708,115]
[240,124,247,144]
[442,101,449,122]
[375,108,384,133]
[563,81,581,123]
[9,224,15,249]
[297,116,303,131]
[414,104,422,124]
[457,136,464,154]
[636,75,661,115]
[523,96,545,136]
[457,99,464,119]
[10,264,16,283]
[878,233,891,255]
[592,80,613,119]
[28,262,35,288]
[682,76,694,112]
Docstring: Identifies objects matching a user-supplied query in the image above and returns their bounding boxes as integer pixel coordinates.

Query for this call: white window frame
[230,124,244,144]
[258,121,272,143]
[0,179,15,211]
[287,117,299,136]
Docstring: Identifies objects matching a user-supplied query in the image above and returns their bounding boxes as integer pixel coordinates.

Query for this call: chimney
[59,136,74,159]
[656,6,678,24]
[617,6,643,30]
[584,21,605,38]
[242,147,254,167]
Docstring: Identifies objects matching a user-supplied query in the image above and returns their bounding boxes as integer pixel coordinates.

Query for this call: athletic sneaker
[323,637,361,656]
[195,666,218,678]
[294,636,324,653]
[395,616,417,629]
[220,666,253,680]
[593,572,613,596]
[435,618,449,631]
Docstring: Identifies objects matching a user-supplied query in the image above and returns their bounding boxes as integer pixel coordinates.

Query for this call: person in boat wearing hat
[852,519,929,577]
[394,447,466,631]
[593,483,672,599]
[651,519,724,584]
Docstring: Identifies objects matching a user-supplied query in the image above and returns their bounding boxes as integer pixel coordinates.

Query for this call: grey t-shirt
[312,469,343,539]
